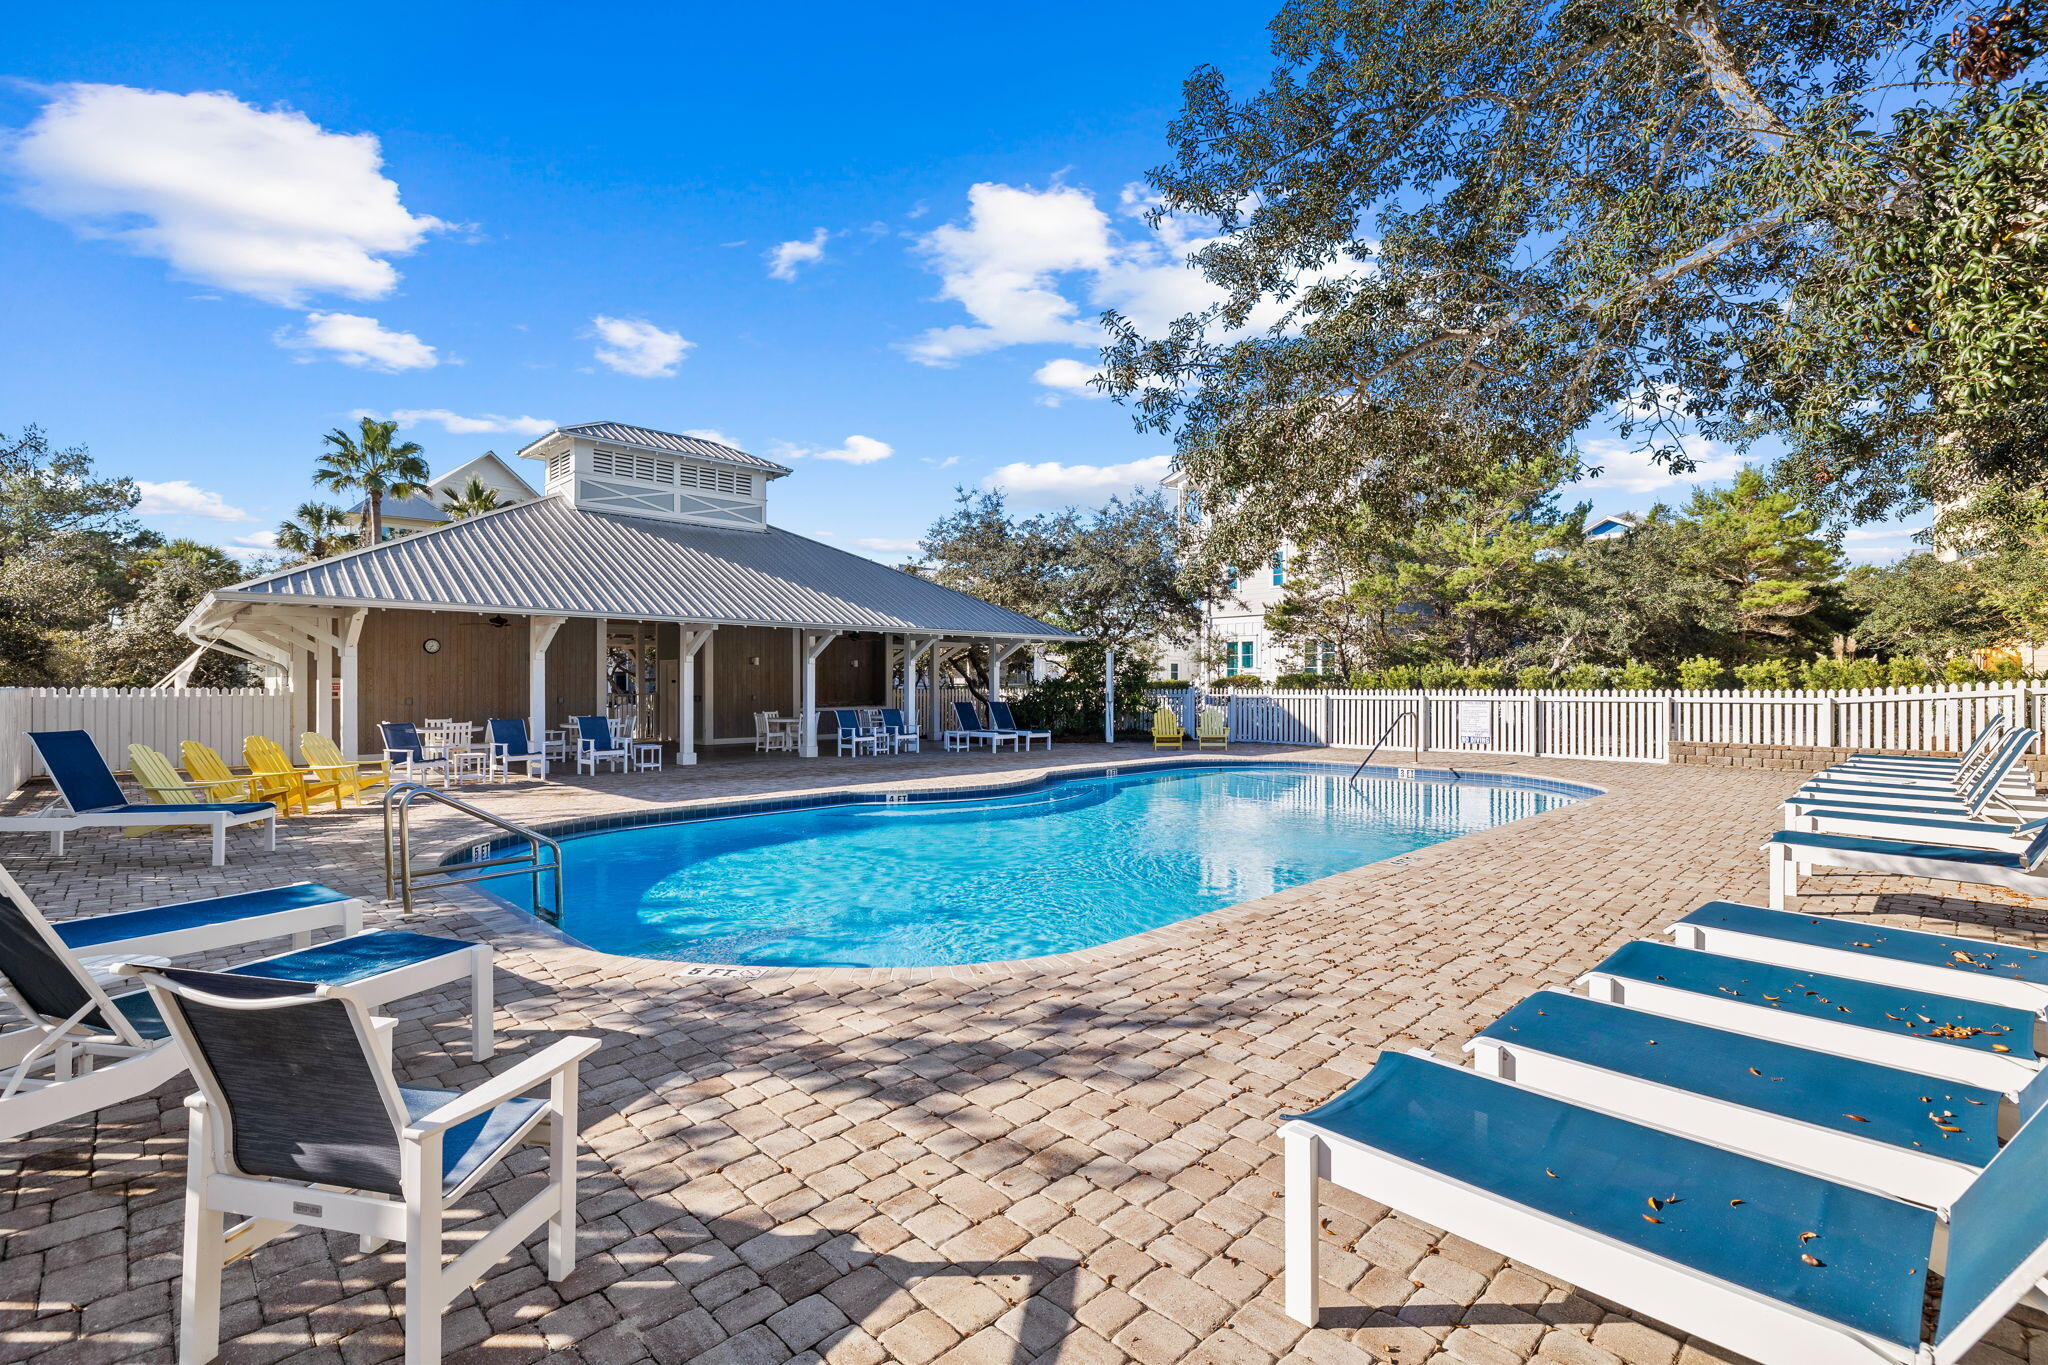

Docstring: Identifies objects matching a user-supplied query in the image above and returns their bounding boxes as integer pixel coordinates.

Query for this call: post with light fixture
[1104,646,1115,744]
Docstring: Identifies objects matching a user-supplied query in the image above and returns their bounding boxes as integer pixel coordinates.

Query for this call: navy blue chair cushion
[399,1088,545,1192]
[55,882,352,951]
[233,931,471,987]
[1675,902,2048,988]
[29,730,125,811]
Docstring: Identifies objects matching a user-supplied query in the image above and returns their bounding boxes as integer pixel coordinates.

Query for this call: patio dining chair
[571,716,629,774]
[879,707,921,754]
[821,710,878,757]
[486,718,549,781]
[0,731,276,866]
[121,962,593,1365]
[380,722,455,785]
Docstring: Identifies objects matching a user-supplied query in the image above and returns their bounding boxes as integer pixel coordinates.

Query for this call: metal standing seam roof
[202,495,1076,639]
[518,423,794,477]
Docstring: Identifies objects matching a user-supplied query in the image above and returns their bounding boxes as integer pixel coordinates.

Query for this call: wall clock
[422,638,442,654]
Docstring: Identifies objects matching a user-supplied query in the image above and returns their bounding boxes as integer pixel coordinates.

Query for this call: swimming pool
[484,762,1591,969]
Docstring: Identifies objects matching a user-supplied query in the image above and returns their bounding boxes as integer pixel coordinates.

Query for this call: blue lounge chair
[1468,989,2017,1207]
[1790,729,2040,817]
[1577,939,2041,1091]
[821,710,878,757]
[1766,822,2048,916]
[1282,1047,2048,1365]
[0,865,492,1139]
[1831,713,2008,776]
[380,720,457,785]
[486,717,549,781]
[571,715,629,774]
[0,731,276,865]
[123,961,594,1365]
[946,700,1016,753]
[987,700,1052,751]
[1668,900,2048,1024]
[878,707,921,754]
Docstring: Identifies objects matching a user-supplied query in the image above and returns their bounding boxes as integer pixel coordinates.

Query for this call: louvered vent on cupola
[519,422,791,531]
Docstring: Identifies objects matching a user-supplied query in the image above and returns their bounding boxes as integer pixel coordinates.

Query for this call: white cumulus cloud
[383,409,555,436]
[907,180,1365,372]
[221,529,279,559]
[8,83,448,307]
[136,480,250,520]
[784,434,893,465]
[985,454,1173,507]
[681,428,739,446]
[767,227,829,281]
[277,312,438,371]
[855,536,921,553]
[1569,435,1747,494]
[589,315,690,377]
[1032,357,1105,405]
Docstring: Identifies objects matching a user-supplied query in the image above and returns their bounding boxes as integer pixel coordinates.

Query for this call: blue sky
[0,2,1924,566]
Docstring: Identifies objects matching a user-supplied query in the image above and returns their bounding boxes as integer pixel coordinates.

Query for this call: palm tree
[274,502,360,564]
[442,476,502,520]
[314,417,429,544]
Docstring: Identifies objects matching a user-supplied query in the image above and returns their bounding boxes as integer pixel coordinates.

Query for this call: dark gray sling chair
[0,863,494,1141]
[115,962,597,1365]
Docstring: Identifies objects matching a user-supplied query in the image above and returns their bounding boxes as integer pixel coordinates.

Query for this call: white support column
[799,630,841,758]
[987,642,1020,704]
[902,636,937,733]
[1103,647,1116,743]
[314,615,336,741]
[928,643,953,740]
[339,609,367,758]
[528,616,567,755]
[676,626,715,766]
[287,641,309,737]
[594,616,608,715]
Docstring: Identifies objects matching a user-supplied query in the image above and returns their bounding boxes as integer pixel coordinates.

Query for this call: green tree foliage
[273,502,362,565]
[1678,469,1843,656]
[442,477,502,520]
[1841,553,2004,659]
[1100,0,2048,560]
[0,425,144,683]
[82,540,249,687]
[315,418,429,544]
[918,489,1201,671]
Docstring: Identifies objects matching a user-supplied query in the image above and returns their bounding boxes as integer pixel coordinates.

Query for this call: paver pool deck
[3,743,2045,1365]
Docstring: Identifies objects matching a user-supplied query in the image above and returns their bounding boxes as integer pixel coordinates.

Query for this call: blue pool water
[504,764,1584,968]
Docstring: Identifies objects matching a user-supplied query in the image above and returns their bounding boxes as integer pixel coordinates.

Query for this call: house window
[1168,663,1180,680]
[1271,551,1285,586]
[1307,642,1337,674]
[1227,640,1257,673]
[1225,565,1239,593]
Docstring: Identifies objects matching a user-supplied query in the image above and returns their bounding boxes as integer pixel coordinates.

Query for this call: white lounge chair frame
[1767,829,2048,920]
[1282,1049,2027,1365]
[126,968,595,1365]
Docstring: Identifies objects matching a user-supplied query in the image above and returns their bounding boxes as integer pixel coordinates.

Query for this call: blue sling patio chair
[987,700,1052,751]
[118,961,594,1365]
[0,730,276,866]
[945,700,1016,753]
[1765,820,2048,916]
[1825,712,2009,779]
[571,715,629,774]
[1466,987,2037,1209]
[878,707,922,754]
[1573,938,2044,1093]
[1788,729,2042,820]
[0,862,492,1141]
[379,721,456,786]
[821,710,878,757]
[486,718,549,781]
[1282,1046,2048,1365]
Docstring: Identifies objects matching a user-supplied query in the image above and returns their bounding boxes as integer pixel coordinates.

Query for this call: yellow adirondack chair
[124,743,211,836]
[300,731,391,804]
[244,735,346,814]
[1196,705,1230,750]
[1151,704,1187,750]
[180,739,296,813]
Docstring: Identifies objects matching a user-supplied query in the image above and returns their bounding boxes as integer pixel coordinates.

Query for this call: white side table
[631,741,664,772]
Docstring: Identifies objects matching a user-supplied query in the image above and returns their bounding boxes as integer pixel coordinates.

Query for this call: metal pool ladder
[382,782,565,924]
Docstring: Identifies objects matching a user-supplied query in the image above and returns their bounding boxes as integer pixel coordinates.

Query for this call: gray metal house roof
[199,496,1074,639]
[518,423,792,477]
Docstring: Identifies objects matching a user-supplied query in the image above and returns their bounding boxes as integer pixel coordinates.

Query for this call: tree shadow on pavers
[1863,890,2048,942]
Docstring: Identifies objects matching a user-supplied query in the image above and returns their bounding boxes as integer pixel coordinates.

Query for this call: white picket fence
[1,687,296,794]
[1145,681,2046,765]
